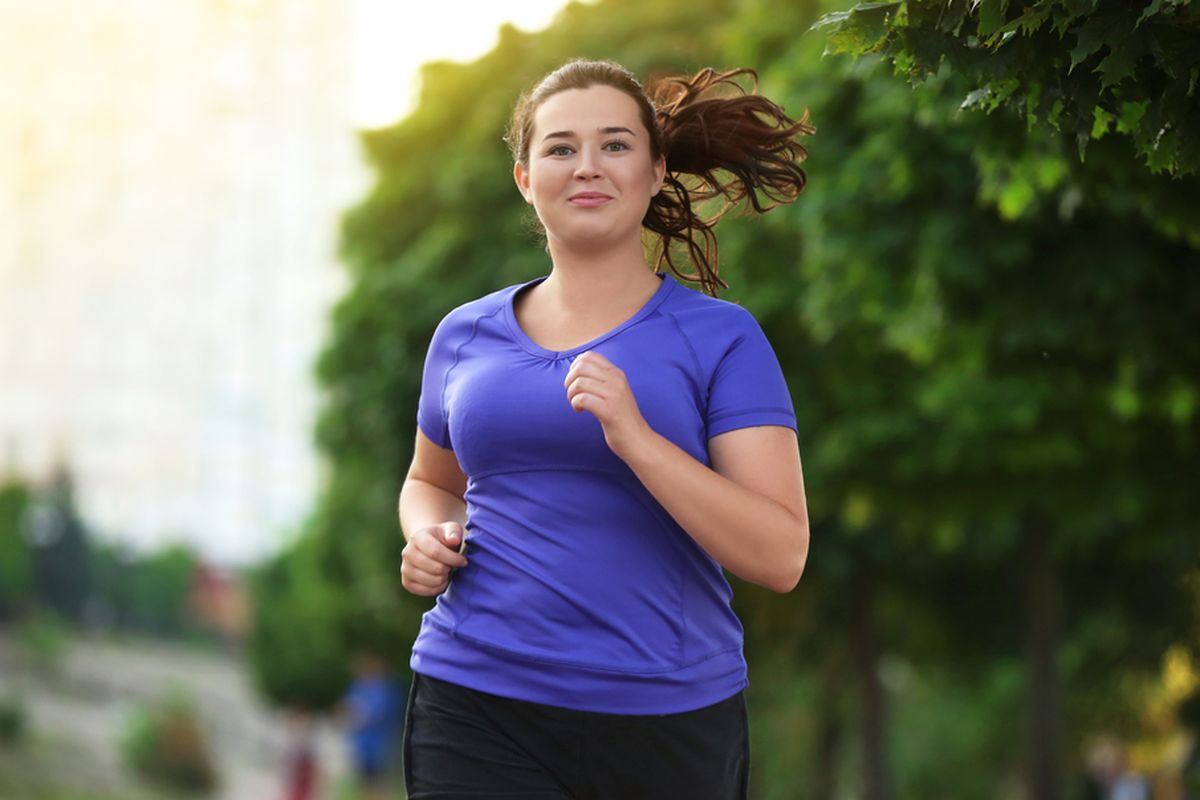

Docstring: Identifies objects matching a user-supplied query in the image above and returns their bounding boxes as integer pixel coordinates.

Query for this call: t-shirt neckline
[503,271,676,360]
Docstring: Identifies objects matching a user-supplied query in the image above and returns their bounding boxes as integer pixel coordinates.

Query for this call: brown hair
[504,58,814,298]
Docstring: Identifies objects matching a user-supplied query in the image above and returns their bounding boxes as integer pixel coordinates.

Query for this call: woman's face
[514,84,666,249]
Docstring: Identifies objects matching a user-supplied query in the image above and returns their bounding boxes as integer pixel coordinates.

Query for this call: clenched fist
[401,522,469,597]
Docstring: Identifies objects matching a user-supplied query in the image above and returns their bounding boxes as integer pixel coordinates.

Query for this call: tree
[24,466,92,625]
[740,18,1200,797]
[808,0,1200,179]
[0,480,32,620]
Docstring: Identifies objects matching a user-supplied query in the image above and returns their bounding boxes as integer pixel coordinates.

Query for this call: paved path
[0,632,353,799]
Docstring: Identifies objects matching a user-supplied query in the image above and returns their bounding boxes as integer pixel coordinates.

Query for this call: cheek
[529,165,567,195]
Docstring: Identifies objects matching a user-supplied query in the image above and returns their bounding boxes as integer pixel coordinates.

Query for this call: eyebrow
[541,126,636,142]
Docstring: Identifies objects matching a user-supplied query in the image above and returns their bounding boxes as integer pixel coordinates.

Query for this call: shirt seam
[707,406,795,423]
[469,463,631,481]
[663,310,707,437]
[426,617,742,675]
[440,305,501,447]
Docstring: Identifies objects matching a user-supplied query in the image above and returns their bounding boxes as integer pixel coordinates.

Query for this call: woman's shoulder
[663,276,764,334]
[431,281,520,335]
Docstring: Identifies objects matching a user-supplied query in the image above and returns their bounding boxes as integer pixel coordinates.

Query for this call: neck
[541,235,659,313]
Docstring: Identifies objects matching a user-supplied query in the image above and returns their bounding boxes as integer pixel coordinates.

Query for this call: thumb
[441,523,462,546]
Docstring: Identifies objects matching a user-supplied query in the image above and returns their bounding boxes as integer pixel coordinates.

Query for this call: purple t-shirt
[410,270,797,714]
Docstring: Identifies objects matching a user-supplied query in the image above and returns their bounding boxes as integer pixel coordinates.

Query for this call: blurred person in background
[280,707,318,800]
[397,57,812,798]
[1083,736,1150,800]
[340,651,402,800]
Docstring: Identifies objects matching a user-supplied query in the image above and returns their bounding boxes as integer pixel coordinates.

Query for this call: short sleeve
[705,307,797,440]
[416,312,459,449]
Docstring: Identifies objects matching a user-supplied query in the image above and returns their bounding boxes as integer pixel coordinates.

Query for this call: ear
[652,154,666,195]
[513,161,531,203]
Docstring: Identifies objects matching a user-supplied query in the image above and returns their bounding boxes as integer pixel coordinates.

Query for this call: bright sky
[351,0,587,129]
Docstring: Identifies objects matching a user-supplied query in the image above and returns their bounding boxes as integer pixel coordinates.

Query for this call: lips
[569,192,613,206]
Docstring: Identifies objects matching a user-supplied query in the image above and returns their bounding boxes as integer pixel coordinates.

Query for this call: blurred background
[0,0,1197,798]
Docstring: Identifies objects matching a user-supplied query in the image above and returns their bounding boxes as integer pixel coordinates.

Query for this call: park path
[0,631,352,799]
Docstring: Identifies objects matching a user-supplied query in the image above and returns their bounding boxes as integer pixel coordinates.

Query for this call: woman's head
[505,58,814,297]
[511,80,667,258]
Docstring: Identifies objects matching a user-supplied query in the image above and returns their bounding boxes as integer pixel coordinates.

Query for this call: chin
[565,215,638,237]
[548,223,620,245]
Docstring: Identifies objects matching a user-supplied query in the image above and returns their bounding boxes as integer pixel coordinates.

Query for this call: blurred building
[0,0,369,564]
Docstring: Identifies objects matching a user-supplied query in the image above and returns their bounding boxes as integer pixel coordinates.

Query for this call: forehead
[532,85,645,137]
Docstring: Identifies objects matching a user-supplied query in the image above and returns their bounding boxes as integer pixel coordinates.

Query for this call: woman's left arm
[624,424,809,593]
[564,351,809,593]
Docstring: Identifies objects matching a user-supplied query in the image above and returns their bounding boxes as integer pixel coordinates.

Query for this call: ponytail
[506,59,813,297]
[647,67,813,297]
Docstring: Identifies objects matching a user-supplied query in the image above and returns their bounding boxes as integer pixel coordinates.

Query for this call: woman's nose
[574,145,601,178]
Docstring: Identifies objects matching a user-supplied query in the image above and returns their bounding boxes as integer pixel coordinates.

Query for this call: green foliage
[0,473,204,641]
[26,471,92,625]
[119,688,218,795]
[90,543,199,637]
[887,659,1025,798]
[247,528,351,711]
[0,481,32,619]
[810,0,1200,177]
[0,694,26,745]
[14,612,68,675]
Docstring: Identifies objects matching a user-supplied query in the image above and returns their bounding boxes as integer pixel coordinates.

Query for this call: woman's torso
[409,270,796,714]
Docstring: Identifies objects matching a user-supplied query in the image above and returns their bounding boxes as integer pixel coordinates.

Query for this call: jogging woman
[398,57,813,799]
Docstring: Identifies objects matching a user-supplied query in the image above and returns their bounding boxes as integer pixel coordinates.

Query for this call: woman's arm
[399,428,468,541]
[398,429,470,596]
[563,350,809,592]
[623,424,809,593]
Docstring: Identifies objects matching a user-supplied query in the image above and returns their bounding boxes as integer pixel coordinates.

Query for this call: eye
[548,145,572,156]
[604,140,630,151]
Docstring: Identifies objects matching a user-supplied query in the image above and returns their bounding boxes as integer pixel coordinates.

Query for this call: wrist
[621,423,666,473]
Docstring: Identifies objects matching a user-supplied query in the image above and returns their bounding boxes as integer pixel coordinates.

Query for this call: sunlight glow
[351,0,585,129]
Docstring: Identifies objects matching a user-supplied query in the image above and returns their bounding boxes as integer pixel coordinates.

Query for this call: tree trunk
[1023,508,1063,800]
[852,566,891,800]
[812,652,843,800]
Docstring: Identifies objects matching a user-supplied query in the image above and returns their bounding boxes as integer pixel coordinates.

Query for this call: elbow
[770,523,809,594]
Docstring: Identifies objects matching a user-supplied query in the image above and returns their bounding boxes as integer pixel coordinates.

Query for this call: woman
[398,57,813,799]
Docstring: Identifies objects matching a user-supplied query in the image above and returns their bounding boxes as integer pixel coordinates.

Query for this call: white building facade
[0,0,369,564]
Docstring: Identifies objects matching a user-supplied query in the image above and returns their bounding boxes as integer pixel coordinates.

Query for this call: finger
[404,545,452,578]
[438,523,473,557]
[402,574,447,596]
[564,351,608,384]
[419,522,467,554]
[415,533,469,568]
[402,566,446,591]
[401,562,449,592]
[569,391,602,413]
[566,376,608,399]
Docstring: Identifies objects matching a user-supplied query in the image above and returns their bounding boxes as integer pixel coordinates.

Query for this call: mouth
[568,193,613,206]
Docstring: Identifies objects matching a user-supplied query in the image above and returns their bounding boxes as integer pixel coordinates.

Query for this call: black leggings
[401,672,750,799]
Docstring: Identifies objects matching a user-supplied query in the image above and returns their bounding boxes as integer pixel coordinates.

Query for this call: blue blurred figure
[340,651,403,799]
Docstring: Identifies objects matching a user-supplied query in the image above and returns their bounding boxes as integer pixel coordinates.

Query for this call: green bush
[15,612,68,674]
[119,688,218,794]
[0,694,26,744]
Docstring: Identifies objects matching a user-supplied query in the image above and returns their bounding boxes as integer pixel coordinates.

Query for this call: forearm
[398,479,467,542]
[623,430,808,593]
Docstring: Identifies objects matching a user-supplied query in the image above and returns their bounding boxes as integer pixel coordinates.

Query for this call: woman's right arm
[398,427,470,596]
